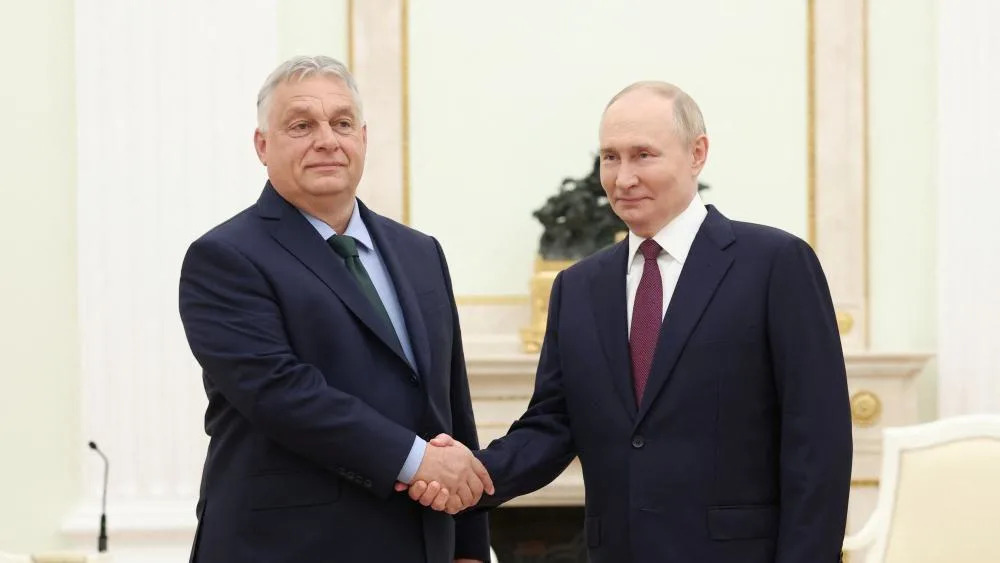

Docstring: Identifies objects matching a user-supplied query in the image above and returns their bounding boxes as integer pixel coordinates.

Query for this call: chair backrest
[31,554,109,563]
[860,414,1000,563]
[0,553,107,563]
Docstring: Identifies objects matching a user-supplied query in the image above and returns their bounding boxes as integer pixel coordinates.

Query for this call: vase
[519,256,577,353]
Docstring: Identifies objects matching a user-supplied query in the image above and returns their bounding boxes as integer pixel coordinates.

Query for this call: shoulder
[558,241,625,282]
[188,205,259,252]
[730,219,805,251]
[364,208,437,247]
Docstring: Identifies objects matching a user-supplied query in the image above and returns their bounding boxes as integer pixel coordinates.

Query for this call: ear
[253,129,267,165]
[361,122,368,146]
[690,134,709,176]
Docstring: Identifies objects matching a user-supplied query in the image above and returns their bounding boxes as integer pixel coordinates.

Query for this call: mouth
[616,196,649,204]
[305,162,347,170]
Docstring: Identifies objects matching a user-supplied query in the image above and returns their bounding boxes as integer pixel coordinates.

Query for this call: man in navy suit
[178,55,492,563]
[407,81,852,562]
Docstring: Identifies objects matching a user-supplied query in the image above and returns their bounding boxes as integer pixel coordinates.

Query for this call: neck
[296,195,354,234]
[316,203,354,235]
[267,179,356,233]
[629,191,696,239]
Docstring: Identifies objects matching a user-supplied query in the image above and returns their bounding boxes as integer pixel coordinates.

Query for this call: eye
[601,153,618,162]
[287,121,313,137]
[334,119,354,132]
[638,151,651,159]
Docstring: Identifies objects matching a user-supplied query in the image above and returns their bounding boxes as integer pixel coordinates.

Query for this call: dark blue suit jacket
[477,206,852,563]
[179,184,488,563]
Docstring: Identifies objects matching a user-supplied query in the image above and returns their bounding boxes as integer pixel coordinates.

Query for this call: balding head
[605,81,706,146]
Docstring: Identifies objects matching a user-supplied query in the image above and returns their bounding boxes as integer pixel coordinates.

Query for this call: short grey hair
[256,55,363,131]
[605,81,706,145]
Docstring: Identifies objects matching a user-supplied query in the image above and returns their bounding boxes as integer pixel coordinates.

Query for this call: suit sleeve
[429,238,491,562]
[178,236,415,498]
[475,271,576,507]
[767,237,853,563]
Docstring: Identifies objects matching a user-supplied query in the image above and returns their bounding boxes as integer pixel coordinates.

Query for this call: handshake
[393,434,494,515]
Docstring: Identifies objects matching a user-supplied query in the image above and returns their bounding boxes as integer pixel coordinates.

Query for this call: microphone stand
[88,441,109,552]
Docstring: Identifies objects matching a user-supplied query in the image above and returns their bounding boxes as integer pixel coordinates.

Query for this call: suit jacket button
[631,436,645,449]
[409,375,419,385]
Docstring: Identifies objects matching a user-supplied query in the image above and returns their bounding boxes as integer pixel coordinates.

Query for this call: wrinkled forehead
[600,93,677,143]
[271,76,360,119]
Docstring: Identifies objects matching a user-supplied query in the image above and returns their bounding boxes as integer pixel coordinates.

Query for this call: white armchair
[31,555,110,563]
[843,414,1000,563]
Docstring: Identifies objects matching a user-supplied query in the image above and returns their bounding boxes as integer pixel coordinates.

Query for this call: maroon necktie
[629,239,663,404]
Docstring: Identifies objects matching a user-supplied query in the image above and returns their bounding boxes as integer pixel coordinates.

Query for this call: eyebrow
[280,103,357,122]
[601,143,656,154]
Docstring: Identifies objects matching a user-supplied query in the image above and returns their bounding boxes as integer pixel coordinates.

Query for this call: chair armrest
[842,516,879,553]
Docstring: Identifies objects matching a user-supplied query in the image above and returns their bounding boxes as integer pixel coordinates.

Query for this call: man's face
[598,90,707,238]
[254,75,367,207]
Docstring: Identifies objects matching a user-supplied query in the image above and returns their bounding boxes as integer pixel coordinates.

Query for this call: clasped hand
[394,434,493,514]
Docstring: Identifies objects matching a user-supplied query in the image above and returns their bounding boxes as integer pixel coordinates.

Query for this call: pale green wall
[408,1,809,297]
[277,0,349,62]
[867,0,939,420]
[0,0,81,552]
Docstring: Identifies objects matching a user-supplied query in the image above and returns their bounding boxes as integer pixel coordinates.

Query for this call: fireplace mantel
[467,351,931,528]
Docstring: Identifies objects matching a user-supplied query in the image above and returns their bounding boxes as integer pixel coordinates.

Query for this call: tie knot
[327,234,359,258]
[639,239,661,261]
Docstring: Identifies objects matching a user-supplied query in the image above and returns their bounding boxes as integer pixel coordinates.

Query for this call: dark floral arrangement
[533,156,709,260]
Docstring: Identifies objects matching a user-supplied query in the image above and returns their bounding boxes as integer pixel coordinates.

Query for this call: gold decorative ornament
[520,256,576,353]
[836,310,854,335]
[850,478,880,488]
[850,390,882,427]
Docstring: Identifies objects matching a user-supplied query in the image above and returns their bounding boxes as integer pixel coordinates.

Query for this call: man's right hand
[403,434,493,513]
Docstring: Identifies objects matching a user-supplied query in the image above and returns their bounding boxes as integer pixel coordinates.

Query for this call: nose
[313,123,340,151]
[615,163,638,191]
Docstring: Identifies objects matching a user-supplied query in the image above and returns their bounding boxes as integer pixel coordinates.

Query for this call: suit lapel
[635,206,736,427]
[256,184,410,367]
[589,240,638,418]
[359,202,432,380]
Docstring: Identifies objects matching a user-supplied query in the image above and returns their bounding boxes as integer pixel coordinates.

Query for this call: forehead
[599,91,677,145]
[271,75,357,116]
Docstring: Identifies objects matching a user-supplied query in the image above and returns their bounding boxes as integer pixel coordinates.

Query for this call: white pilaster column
[349,0,408,222]
[68,1,278,558]
[937,0,1000,415]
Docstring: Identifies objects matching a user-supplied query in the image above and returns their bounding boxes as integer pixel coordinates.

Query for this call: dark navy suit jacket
[477,206,852,563]
[179,184,488,563]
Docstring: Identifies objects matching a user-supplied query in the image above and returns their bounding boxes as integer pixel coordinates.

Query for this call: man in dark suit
[406,81,852,562]
[178,55,492,563]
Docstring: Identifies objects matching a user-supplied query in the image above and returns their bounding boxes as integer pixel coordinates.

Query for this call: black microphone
[88,441,109,553]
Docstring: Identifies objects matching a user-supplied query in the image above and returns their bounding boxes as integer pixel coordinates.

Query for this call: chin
[617,208,649,225]
[304,181,352,196]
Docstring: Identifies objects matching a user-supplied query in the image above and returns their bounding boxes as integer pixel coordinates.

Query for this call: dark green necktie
[326,235,396,336]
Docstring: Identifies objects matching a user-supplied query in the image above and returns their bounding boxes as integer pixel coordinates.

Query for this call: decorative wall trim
[811,0,870,351]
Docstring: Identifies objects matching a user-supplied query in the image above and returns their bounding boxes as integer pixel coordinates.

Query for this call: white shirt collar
[626,193,708,271]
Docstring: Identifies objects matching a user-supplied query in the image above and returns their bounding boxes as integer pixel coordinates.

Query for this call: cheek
[645,165,679,189]
[599,171,616,191]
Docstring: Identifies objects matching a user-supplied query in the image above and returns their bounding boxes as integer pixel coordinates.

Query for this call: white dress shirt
[626,194,708,336]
